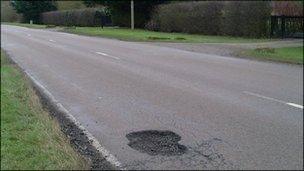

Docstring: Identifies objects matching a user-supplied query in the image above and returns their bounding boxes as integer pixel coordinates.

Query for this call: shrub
[147,1,271,38]
[107,2,157,28]
[41,8,111,27]
[221,1,271,38]
[11,1,57,23]
[146,1,224,35]
[83,0,166,28]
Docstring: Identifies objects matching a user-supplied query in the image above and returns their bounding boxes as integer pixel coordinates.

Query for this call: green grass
[2,22,272,43]
[241,46,303,64]
[1,50,88,170]
[63,26,271,43]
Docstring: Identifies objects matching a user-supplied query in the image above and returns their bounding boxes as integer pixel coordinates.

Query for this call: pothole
[126,130,187,156]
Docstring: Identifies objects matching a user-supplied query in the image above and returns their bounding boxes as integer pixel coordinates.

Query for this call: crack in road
[124,137,235,169]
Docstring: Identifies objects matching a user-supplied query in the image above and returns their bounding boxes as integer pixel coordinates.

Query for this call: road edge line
[4,51,124,170]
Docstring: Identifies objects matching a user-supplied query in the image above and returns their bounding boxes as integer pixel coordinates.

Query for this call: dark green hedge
[41,8,110,26]
[146,1,271,38]
[146,1,224,35]
[221,1,271,38]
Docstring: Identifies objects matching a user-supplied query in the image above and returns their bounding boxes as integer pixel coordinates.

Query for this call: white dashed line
[27,34,31,36]
[96,52,108,56]
[49,39,56,42]
[95,52,120,60]
[243,91,303,109]
[286,103,304,109]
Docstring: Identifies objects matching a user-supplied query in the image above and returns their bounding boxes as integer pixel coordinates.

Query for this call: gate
[270,15,303,38]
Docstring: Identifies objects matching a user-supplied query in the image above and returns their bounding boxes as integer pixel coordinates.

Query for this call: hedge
[146,1,224,35]
[146,1,271,38]
[221,1,271,38]
[41,8,111,27]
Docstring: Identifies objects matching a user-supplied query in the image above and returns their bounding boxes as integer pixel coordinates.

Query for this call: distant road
[2,25,303,170]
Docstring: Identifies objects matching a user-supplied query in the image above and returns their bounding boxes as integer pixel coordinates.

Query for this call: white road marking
[7,56,123,169]
[27,34,31,36]
[95,52,120,60]
[243,91,303,109]
[286,103,304,109]
[96,52,108,56]
[24,71,123,169]
[49,39,56,42]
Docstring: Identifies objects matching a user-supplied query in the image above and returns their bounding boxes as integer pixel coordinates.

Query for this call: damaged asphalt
[1,25,302,170]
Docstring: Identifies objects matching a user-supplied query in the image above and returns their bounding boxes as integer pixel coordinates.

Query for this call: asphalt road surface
[1,25,303,170]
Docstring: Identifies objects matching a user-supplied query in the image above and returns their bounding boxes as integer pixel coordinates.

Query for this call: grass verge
[63,26,271,43]
[2,22,271,43]
[240,46,303,64]
[1,49,88,170]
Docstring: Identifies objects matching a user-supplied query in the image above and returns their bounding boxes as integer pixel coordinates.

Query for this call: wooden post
[131,0,134,30]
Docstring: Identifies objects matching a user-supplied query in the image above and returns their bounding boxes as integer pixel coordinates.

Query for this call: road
[1,25,303,170]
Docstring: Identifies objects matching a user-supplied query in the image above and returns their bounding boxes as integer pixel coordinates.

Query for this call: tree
[83,0,166,28]
[1,1,22,22]
[11,0,57,23]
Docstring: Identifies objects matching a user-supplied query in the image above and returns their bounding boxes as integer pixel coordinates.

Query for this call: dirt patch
[147,36,171,40]
[174,37,186,40]
[126,130,187,156]
[45,25,56,28]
